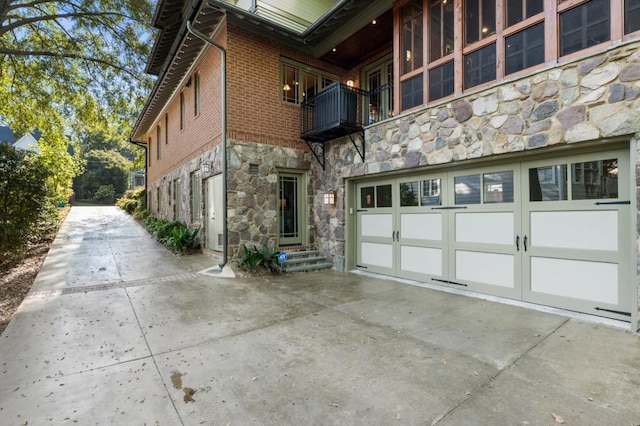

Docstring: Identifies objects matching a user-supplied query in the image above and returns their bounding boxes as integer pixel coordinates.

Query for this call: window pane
[429,61,454,101]
[455,174,481,204]
[400,181,419,206]
[430,0,454,61]
[421,179,442,205]
[402,74,424,110]
[361,186,375,208]
[560,0,610,56]
[483,171,514,203]
[626,0,640,33]
[571,159,618,199]
[402,0,423,74]
[505,23,545,75]
[529,165,568,201]
[464,44,496,89]
[283,64,299,103]
[507,0,544,27]
[465,0,496,45]
[377,184,393,207]
[304,72,318,100]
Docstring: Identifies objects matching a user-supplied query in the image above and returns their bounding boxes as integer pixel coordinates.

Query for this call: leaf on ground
[551,412,565,424]
[440,358,448,365]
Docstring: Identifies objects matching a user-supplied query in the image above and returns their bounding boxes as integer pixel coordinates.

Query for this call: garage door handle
[524,235,528,252]
[515,235,520,251]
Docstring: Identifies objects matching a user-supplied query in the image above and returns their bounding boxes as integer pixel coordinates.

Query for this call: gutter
[186,19,228,271]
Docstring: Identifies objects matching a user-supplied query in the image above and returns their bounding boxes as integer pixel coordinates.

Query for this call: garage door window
[483,171,514,203]
[400,179,442,206]
[361,184,393,208]
[529,164,568,201]
[571,159,618,199]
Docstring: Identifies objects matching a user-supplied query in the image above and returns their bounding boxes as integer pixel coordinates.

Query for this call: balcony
[301,82,393,169]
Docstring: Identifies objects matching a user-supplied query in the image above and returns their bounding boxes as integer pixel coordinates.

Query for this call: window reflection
[483,171,514,203]
[455,174,481,204]
[400,181,419,206]
[361,186,375,208]
[571,159,618,199]
[377,184,393,207]
[529,165,568,201]
[421,179,442,205]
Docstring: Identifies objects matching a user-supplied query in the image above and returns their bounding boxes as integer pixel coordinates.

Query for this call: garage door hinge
[594,307,631,316]
[433,278,468,287]
[431,206,468,210]
[594,200,630,205]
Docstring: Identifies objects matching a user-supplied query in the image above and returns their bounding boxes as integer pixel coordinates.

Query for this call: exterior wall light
[323,190,336,205]
[202,162,211,173]
[346,80,354,87]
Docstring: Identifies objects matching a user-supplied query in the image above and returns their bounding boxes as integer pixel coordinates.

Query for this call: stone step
[283,263,334,273]
[282,256,327,265]
[280,250,320,258]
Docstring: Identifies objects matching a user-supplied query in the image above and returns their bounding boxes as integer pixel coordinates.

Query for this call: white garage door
[355,149,632,321]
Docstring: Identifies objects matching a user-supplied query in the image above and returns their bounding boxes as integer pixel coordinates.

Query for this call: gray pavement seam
[430,316,572,425]
[123,286,186,426]
[25,273,200,299]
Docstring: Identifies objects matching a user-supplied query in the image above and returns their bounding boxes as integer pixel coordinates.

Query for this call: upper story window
[164,113,169,144]
[194,72,201,116]
[506,0,543,27]
[156,125,161,160]
[626,0,640,34]
[465,0,496,45]
[363,57,394,123]
[394,0,635,112]
[402,1,424,73]
[281,59,337,105]
[180,92,185,130]
[401,0,424,110]
[559,0,610,56]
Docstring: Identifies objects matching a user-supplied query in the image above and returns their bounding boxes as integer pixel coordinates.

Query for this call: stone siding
[226,139,314,259]
[321,41,640,330]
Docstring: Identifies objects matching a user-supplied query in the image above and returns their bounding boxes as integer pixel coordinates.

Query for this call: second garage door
[356,149,632,321]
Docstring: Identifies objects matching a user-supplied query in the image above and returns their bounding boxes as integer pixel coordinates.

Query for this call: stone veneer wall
[226,139,314,259]
[322,40,640,331]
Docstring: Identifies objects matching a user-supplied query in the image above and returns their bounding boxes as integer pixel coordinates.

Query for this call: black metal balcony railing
[301,82,394,142]
[300,81,394,169]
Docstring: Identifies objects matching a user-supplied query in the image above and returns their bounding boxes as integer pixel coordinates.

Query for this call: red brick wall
[225,25,346,148]
[144,23,354,185]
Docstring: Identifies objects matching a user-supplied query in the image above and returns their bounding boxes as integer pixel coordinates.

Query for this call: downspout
[186,19,228,270]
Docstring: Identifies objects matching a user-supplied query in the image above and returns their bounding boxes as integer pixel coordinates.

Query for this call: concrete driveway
[0,206,638,425]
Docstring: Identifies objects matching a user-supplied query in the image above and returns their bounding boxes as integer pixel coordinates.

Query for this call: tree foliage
[0,0,155,146]
[73,130,134,198]
[0,143,53,263]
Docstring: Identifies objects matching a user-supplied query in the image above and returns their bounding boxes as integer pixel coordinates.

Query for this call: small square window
[401,74,423,110]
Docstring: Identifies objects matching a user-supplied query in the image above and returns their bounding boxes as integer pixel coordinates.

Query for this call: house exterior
[131,0,640,331]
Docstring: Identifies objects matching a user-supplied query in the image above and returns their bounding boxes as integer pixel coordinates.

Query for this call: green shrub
[133,206,150,220]
[166,226,200,253]
[143,216,199,253]
[239,243,281,273]
[118,198,140,214]
[94,184,115,203]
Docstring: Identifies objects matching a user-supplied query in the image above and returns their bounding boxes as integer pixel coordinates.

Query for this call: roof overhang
[131,1,225,141]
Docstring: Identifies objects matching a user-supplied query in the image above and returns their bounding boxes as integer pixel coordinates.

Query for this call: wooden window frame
[280,58,338,105]
[394,0,631,109]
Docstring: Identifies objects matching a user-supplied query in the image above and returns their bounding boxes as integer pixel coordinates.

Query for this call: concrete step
[281,250,320,258]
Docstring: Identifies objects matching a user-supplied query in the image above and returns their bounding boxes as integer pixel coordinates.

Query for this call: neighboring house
[12,133,40,153]
[131,0,640,331]
[0,126,16,145]
[131,169,146,189]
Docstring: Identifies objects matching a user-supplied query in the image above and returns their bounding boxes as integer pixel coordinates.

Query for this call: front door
[279,173,303,246]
